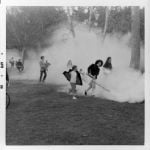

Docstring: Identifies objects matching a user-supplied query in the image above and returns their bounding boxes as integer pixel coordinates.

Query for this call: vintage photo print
[1,0,149,149]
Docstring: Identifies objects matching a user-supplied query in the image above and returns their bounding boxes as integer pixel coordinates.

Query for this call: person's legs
[69,83,73,94]
[43,70,47,82]
[40,71,44,82]
[85,79,93,95]
[91,80,96,96]
[70,83,77,99]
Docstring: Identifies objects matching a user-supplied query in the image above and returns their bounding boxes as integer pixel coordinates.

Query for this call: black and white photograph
[5,4,145,146]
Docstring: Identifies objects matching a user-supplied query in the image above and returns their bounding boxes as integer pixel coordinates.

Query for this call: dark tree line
[7,6,144,71]
[6,6,67,62]
[73,6,144,41]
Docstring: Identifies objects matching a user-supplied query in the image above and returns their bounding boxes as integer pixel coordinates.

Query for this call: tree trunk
[103,7,110,39]
[140,46,145,73]
[88,7,93,31]
[130,6,141,70]
[21,48,26,64]
[67,7,75,38]
[19,47,25,64]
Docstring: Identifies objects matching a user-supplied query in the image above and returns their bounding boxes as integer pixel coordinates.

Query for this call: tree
[103,7,111,39]
[6,6,67,63]
[67,7,75,38]
[88,7,93,31]
[130,6,141,70]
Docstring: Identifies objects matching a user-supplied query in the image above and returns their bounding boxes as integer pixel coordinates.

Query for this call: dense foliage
[6,6,67,50]
[6,6,144,51]
[73,6,144,41]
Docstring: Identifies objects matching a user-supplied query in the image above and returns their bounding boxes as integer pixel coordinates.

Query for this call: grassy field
[6,80,144,145]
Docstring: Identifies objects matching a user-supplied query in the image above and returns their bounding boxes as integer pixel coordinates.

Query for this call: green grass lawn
[6,80,144,145]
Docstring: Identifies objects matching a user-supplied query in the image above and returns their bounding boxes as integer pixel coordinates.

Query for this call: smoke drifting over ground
[7,25,144,103]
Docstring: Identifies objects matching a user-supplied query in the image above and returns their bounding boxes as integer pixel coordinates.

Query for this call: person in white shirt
[69,65,78,99]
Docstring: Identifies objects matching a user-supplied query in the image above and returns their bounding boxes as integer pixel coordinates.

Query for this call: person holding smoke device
[85,59,103,96]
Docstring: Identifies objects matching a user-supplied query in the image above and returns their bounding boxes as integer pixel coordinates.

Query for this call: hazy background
[6,6,145,103]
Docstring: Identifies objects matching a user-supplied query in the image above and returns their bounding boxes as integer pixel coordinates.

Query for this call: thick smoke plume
[7,25,144,103]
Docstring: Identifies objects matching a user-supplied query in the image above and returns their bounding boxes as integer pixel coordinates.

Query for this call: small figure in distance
[16,59,24,72]
[9,57,15,68]
[103,57,112,74]
[39,56,47,82]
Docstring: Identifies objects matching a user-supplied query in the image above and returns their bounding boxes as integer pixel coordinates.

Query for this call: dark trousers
[40,70,47,82]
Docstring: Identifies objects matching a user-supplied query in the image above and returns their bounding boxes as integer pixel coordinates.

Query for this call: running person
[85,59,103,96]
[63,65,82,99]
[39,56,47,82]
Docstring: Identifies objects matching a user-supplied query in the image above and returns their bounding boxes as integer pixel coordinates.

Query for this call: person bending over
[85,59,103,96]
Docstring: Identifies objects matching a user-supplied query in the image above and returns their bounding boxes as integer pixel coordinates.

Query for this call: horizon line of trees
[6,6,145,72]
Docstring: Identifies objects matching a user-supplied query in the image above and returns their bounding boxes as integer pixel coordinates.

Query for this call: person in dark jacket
[63,65,82,99]
[85,59,103,96]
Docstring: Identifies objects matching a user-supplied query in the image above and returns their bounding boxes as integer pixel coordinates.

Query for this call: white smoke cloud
[7,25,144,103]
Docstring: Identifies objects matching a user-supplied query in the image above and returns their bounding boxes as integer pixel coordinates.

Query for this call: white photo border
[0,0,149,150]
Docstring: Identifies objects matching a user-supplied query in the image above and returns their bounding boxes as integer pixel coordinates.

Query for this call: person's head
[106,57,111,63]
[72,65,77,71]
[41,56,44,60]
[95,59,103,67]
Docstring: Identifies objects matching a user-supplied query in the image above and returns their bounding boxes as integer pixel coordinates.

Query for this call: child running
[85,59,103,96]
